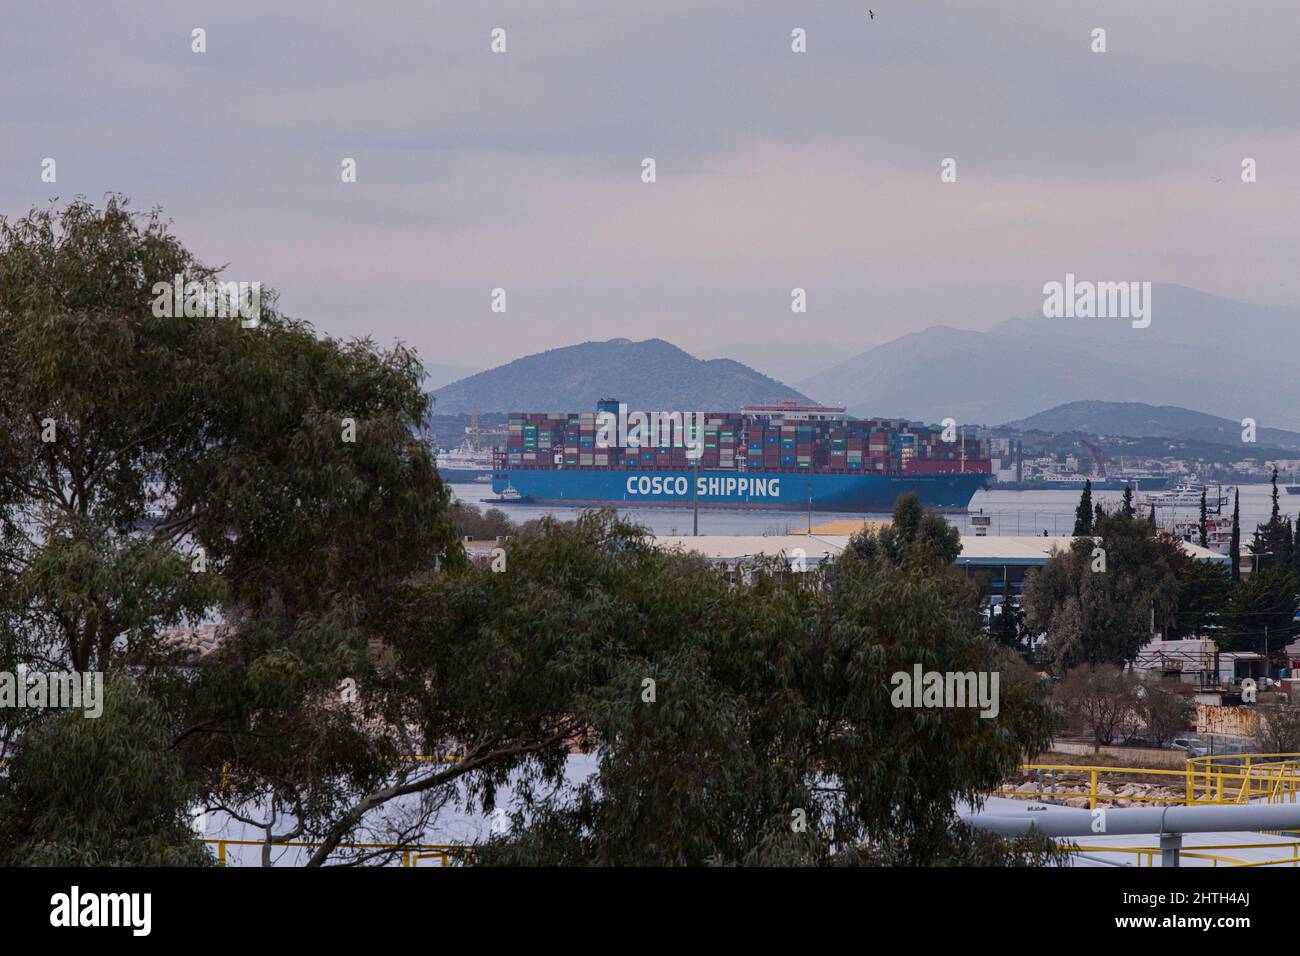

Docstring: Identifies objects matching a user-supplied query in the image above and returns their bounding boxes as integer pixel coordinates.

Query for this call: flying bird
[869,9,876,19]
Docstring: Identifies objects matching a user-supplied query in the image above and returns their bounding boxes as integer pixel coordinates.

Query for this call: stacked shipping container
[503,404,990,476]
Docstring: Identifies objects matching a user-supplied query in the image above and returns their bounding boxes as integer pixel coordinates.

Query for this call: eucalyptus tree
[0,197,469,864]
[0,198,1063,866]
[469,511,1060,866]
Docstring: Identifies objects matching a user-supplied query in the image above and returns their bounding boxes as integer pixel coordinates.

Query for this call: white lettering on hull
[624,474,781,499]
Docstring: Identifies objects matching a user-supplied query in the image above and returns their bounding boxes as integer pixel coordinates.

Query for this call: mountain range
[1004,401,1300,452]
[794,284,1300,431]
[429,338,811,414]
[430,285,1300,436]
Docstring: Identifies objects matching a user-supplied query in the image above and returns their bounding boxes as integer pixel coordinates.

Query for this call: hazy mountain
[698,338,860,388]
[429,338,811,414]
[796,285,1300,430]
[1004,401,1300,452]
[423,363,481,391]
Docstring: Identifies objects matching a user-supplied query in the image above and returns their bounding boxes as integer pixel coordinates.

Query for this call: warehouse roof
[649,533,1230,566]
[951,535,1076,566]
[953,536,1229,566]
[653,534,845,561]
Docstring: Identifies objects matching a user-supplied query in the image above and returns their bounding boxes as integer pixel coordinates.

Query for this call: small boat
[484,481,533,505]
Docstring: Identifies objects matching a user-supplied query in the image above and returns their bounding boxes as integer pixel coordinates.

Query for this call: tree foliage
[0,198,1063,867]
[1137,679,1194,749]
[0,197,464,864]
[989,597,1024,651]
[1072,480,1093,536]
[848,491,962,569]
[1221,566,1299,653]
[1256,705,1300,755]
[0,674,212,866]
[472,512,1056,866]
[1170,558,1232,639]
[1198,490,1208,549]
[1230,489,1241,582]
[1056,665,1138,752]
[449,502,514,541]
[1021,507,1178,668]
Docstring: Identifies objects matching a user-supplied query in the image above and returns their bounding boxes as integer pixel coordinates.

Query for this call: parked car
[1170,737,1209,757]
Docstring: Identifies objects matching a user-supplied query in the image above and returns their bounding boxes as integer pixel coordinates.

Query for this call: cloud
[2,0,1297,372]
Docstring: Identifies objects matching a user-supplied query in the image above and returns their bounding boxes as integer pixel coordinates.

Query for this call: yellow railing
[1186,753,1300,805]
[203,838,471,867]
[990,754,1300,809]
[1069,842,1300,867]
[205,755,473,866]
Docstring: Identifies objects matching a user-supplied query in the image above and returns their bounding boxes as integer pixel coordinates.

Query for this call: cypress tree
[1198,489,1208,548]
[1094,501,1105,528]
[1121,484,1134,518]
[1073,479,1093,536]
[1230,489,1241,582]
[1271,465,1281,524]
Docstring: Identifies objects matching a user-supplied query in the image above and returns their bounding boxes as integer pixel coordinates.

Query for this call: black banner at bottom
[0,865,1289,941]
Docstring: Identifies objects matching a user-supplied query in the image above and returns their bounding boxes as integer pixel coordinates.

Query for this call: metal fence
[990,753,1300,809]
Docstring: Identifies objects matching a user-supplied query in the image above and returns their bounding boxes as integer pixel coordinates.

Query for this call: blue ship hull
[491,468,989,513]
[438,466,493,483]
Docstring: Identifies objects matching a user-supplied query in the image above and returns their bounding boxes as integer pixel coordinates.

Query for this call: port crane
[1079,439,1107,479]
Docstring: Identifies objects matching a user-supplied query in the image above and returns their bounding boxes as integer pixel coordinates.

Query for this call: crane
[1079,439,1107,479]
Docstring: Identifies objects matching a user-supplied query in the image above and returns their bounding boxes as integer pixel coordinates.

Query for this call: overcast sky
[3,1,1298,380]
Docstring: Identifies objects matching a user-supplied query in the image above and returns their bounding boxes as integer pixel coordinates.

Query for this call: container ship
[490,401,991,513]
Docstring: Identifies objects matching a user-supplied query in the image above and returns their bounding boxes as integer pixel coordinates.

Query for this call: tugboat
[484,480,533,505]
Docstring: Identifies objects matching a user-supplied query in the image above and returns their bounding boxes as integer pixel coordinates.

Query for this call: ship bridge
[741,402,846,422]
